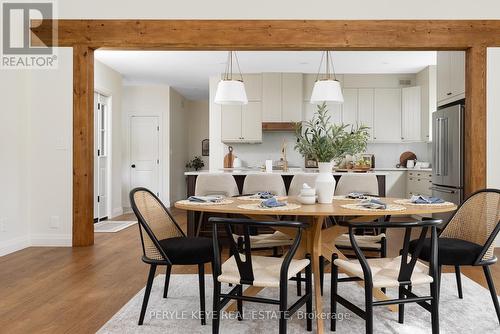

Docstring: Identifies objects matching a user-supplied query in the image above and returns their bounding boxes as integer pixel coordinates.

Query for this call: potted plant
[295,103,370,203]
[186,156,205,171]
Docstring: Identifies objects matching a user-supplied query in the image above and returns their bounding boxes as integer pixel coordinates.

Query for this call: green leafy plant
[186,156,205,171]
[294,102,370,164]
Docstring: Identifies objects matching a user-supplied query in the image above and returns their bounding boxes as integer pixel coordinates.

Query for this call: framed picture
[202,139,209,156]
[304,157,318,168]
[360,154,375,168]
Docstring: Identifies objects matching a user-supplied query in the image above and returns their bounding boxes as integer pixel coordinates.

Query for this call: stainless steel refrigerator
[431,102,464,208]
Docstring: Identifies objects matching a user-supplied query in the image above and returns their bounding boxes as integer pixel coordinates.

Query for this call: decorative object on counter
[279,138,289,172]
[265,159,273,173]
[232,156,242,168]
[399,151,417,168]
[214,51,248,105]
[185,156,205,171]
[406,159,415,168]
[304,156,318,168]
[361,154,375,168]
[201,139,209,156]
[310,51,344,104]
[414,161,431,169]
[295,103,370,203]
[223,146,234,168]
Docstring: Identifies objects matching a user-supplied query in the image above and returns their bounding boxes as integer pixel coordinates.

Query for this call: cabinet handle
[447,92,452,96]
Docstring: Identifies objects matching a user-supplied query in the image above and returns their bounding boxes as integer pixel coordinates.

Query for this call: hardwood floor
[0,209,499,333]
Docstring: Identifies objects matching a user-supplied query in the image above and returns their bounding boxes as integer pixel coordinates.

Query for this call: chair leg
[198,263,206,325]
[430,280,440,333]
[483,265,500,324]
[195,212,204,237]
[212,266,221,334]
[437,265,442,297]
[398,285,405,324]
[163,265,172,298]
[320,256,325,296]
[279,277,288,334]
[331,254,338,332]
[296,271,302,296]
[454,265,463,299]
[273,246,279,257]
[138,264,157,325]
[237,284,243,321]
[365,281,374,334]
[305,258,313,332]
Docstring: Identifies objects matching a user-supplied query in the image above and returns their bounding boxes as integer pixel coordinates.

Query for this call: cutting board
[399,151,417,168]
[223,146,234,168]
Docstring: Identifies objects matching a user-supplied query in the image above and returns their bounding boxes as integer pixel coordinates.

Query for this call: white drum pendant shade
[215,80,248,105]
[310,79,344,104]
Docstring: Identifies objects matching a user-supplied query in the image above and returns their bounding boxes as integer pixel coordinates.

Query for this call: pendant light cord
[223,51,244,82]
[315,51,337,81]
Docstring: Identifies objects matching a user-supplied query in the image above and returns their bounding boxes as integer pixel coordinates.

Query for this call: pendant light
[310,51,344,104]
[215,51,248,105]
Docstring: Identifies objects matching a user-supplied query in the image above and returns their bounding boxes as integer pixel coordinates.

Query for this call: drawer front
[408,170,432,180]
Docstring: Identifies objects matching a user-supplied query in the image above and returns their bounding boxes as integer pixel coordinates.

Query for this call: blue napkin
[410,195,445,204]
[188,195,223,203]
[260,197,286,208]
[256,191,274,199]
[359,198,387,210]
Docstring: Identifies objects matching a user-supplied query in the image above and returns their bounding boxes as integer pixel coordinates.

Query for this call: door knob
[131,164,136,168]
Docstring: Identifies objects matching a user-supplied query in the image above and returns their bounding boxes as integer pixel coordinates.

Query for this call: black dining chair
[210,217,312,334]
[130,187,214,326]
[331,219,442,333]
[409,188,500,324]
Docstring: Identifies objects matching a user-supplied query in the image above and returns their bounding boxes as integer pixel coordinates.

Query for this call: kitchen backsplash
[228,132,431,169]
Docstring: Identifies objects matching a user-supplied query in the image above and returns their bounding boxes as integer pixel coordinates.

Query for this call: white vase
[316,162,335,204]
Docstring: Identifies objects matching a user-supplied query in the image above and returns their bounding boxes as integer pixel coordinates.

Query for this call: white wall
[487,48,500,190]
[169,88,189,203]
[187,100,210,169]
[95,61,124,218]
[209,76,224,171]
[0,71,30,255]
[122,85,171,208]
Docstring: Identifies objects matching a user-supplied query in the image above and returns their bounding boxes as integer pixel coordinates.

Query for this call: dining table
[175,196,457,333]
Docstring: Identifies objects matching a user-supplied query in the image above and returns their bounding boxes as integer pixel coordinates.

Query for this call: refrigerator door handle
[435,118,441,176]
[442,118,448,177]
[430,186,456,194]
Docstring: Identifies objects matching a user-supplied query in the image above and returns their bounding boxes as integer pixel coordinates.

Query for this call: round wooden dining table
[175,196,457,334]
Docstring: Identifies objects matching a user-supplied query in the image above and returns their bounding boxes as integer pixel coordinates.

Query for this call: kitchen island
[184,170,387,236]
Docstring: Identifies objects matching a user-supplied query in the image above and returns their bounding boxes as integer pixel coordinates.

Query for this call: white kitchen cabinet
[437,51,465,106]
[406,170,433,198]
[342,88,358,127]
[358,88,374,141]
[221,102,262,143]
[373,88,402,142]
[385,171,407,198]
[243,74,263,101]
[241,102,262,141]
[281,73,303,122]
[416,65,436,142]
[262,73,282,122]
[401,86,422,141]
[263,73,303,122]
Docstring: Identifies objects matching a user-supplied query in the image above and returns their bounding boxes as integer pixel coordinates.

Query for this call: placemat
[238,195,288,201]
[176,199,234,206]
[341,203,406,211]
[333,195,380,201]
[393,199,455,207]
[237,203,301,211]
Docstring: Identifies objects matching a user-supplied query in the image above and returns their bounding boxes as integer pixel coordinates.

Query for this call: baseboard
[30,234,72,247]
[111,207,123,218]
[0,236,31,257]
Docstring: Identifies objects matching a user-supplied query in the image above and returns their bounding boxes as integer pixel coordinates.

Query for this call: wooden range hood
[262,122,297,131]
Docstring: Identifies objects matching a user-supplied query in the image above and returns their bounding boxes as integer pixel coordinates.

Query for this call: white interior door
[130,116,160,196]
[94,93,110,221]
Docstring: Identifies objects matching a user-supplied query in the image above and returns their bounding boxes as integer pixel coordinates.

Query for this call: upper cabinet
[401,86,422,141]
[373,88,402,142]
[437,51,465,106]
[357,89,374,141]
[243,74,263,101]
[262,73,303,122]
[221,102,262,143]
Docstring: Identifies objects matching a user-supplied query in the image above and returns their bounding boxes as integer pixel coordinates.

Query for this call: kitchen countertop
[372,167,432,172]
[185,169,389,176]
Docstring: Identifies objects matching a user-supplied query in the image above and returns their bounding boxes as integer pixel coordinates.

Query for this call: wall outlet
[50,216,60,229]
[0,218,6,232]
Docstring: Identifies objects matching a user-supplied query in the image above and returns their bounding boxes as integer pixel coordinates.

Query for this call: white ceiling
[95,51,436,100]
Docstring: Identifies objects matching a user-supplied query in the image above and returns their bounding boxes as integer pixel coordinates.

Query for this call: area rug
[98,273,499,333]
[94,221,137,233]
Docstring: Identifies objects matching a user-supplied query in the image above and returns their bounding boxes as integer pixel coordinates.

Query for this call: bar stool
[194,174,239,236]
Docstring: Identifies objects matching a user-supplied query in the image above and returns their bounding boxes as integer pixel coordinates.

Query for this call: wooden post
[73,45,95,246]
[465,46,487,196]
